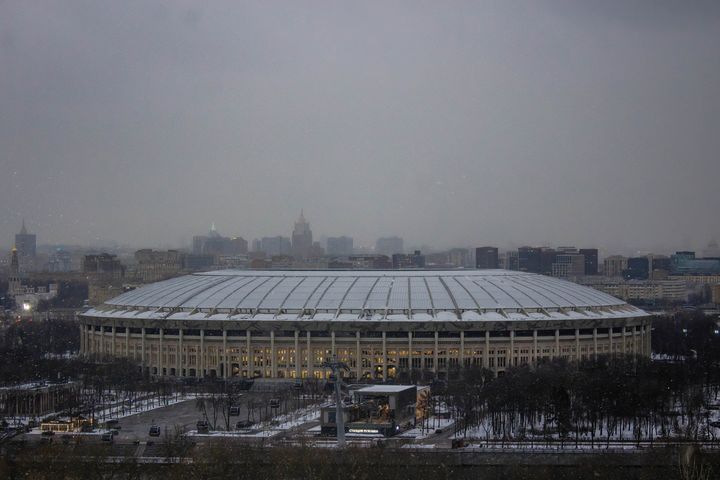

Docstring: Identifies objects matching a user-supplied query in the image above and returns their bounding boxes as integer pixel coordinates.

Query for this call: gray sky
[1,1,719,253]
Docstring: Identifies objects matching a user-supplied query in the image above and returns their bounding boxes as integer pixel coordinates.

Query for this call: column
[408,332,413,374]
[125,328,130,359]
[532,330,538,366]
[433,331,439,377]
[608,327,613,357]
[159,328,164,375]
[100,327,105,356]
[509,330,515,367]
[484,331,490,370]
[178,329,184,376]
[199,329,205,377]
[554,329,560,360]
[640,324,645,357]
[382,331,387,380]
[294,330,300,379]
[141,328,146,370]
[246,330,252,377]
[593,328,598,361]
[270,330,277,378]
[111,326,116,356]
[356,331,361,380]
[575,328,580,361]
[223,329,228,379]
[331,331,336,357]
[459,331,465,367]
[622,327,627,355]
[306,331,311,378]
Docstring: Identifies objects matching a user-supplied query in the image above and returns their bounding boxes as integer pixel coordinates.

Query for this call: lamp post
[321,356,349,448]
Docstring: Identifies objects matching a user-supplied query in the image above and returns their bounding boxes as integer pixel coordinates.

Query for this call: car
[229,406,240,416]
[435,429,443,434]
[101,432,114,442]
[196,420,209,433]
[148,425,161,437]
[236,420,253,429]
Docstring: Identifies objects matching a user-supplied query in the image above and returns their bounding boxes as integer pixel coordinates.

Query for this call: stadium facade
[78,270,651,380]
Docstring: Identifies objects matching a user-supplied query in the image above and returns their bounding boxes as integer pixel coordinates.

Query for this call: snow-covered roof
[82,269,648,322]
[356,385,416,394]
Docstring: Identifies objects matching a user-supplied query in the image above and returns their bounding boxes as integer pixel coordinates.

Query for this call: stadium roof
[84,270,647,322]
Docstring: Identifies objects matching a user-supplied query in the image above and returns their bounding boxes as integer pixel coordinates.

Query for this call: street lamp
[321,356,349,448]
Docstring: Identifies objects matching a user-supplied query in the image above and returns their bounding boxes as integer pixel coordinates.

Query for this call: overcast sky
[1,1,718,253]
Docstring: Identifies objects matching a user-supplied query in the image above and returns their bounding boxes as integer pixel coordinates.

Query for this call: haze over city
[2,1,719,252]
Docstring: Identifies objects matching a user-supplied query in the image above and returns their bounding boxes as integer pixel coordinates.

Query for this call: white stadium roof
[84,270,647,322]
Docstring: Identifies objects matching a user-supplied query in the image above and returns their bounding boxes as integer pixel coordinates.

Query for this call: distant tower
[292,210,313,259]
[8,246,21,295]
[14,219,36,272]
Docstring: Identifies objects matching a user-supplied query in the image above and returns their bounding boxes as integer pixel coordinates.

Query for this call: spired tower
[291,210,313,259]
[14,219,36,272]
[8,246,21,295]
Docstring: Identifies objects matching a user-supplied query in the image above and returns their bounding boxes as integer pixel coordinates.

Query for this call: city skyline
[2,2,719,251]
[3,214,719,258]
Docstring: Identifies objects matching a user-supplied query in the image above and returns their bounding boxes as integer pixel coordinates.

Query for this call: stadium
[78,270,651,380]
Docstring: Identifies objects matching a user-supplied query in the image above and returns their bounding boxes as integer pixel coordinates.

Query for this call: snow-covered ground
[398,418,455,440]
[186,405,321,438]
[24,393,197,435]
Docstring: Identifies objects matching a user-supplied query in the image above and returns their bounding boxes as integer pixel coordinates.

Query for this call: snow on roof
[88,269,648,323]
[356,385,416,394]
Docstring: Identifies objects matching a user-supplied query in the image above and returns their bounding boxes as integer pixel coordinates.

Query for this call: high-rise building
[291,210,313,259]
[518,247,542,273]
[624,257,650,280]
[475,247,499,269]
[14,219,36,272]
[326,236,354,256]
[552,254,585,278]
[193,224,247,256]
[260,236,292,256]
[448,248,470,268]
[392,250,425,269]
[540,248,557,275]
[82,253,125,278]
[8,247,21,295]
[648,255,671,278]
[603,255,628,277]
[579,248,599,275]
[375,236,404,256]
[502,251,520,271]
[134,249,184,282]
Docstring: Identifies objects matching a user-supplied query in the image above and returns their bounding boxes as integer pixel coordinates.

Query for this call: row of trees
[433,312,720,446]
[195,378,329,431]
[0,318,80,383]
[439,357,716,446]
